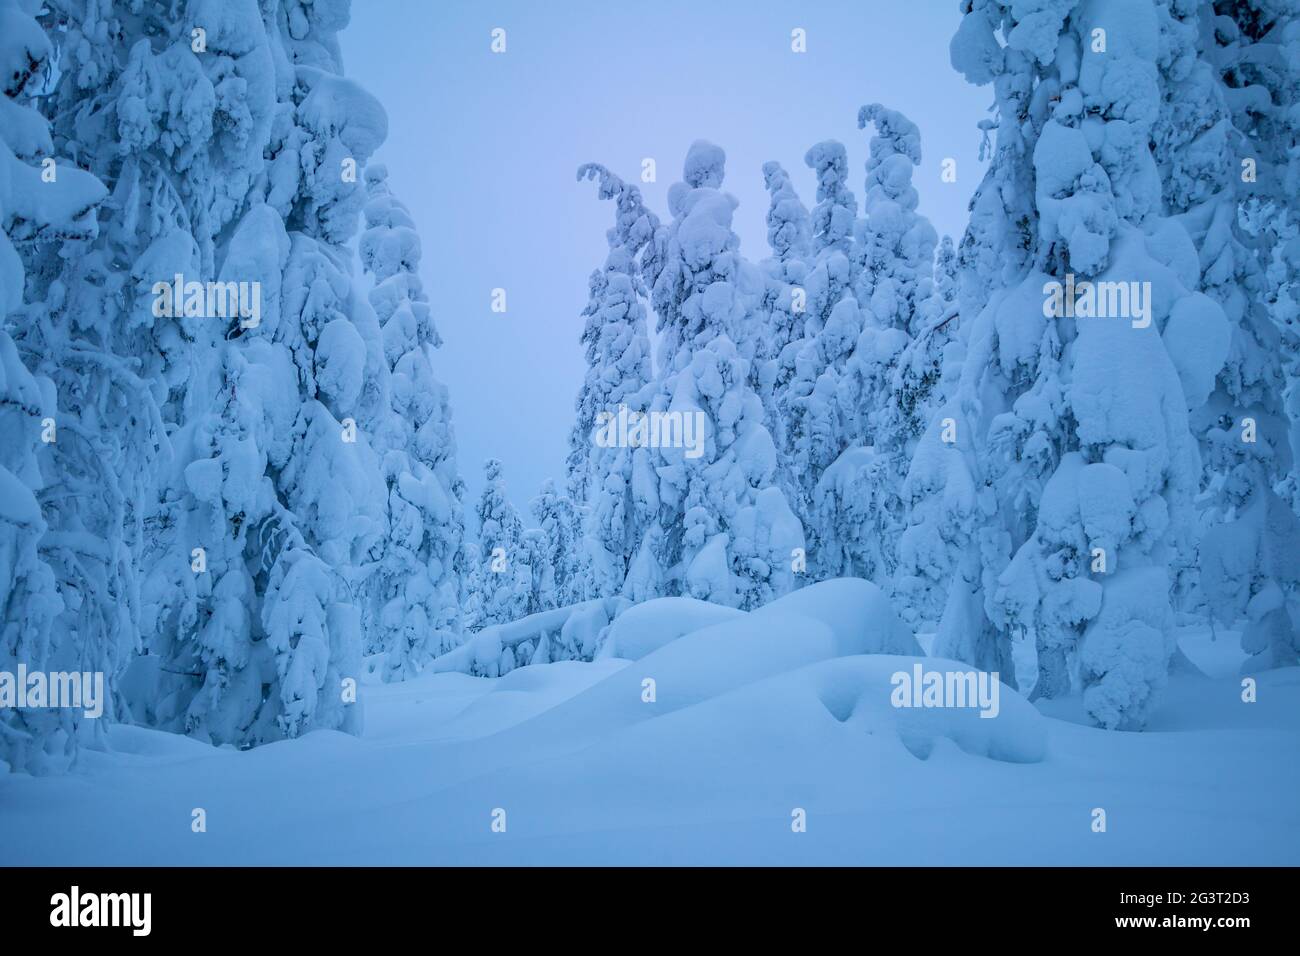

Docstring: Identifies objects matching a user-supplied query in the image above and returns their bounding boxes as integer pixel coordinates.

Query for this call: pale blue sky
[341,0,990,520]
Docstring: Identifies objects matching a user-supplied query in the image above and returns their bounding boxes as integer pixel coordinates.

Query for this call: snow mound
[469,582,922,761]
[752,578,922,656]
[429,659,629,742]
[804,655,1047,763]
[603,596,745,660]
[593,652,1046,770]
[600,578,919,664]
[630,612,840,713]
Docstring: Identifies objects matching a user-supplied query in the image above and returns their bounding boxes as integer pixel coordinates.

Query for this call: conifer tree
[902,0,1229,729]
[360,164,465,679]
[0,0,108,771]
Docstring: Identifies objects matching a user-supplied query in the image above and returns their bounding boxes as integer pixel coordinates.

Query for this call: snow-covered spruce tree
[123,0,389,745]
[755,161,814,384]
[0,0,108,773]
[843,104,938,446]
[813,105,939,590]
[20,2,240,745]
[1241,1,1300,660]
[360,163,465,680]
[889,234,962,620]
[762,161,813,265]
[531,478,582,609]
[568,163,658,599]
[627,142,804,609]
[805,139,857,259]
[934,235,959,310]
[28,1,294,739]
[1153,0,1300,669]
[788,139,860,364]
[473,459,530,628]
[242,2,390,739]
[1264,211,1300,511]
[459,540,484,634]
[772,141,863,557]
[902,234,962,430]
[645,141,766,372]
[1260,179,1300,511]
[0,332,67,774]
[850,105,938,335]
[901,0,1230,729]
[755,161,813,452]
[568,163,658,501]
[893,1,1044,633]
[786,139,862,403]
[1256,61,1300,514]
[520,527,553,616]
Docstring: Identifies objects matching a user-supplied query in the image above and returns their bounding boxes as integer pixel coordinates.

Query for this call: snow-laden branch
[429,597,627,675]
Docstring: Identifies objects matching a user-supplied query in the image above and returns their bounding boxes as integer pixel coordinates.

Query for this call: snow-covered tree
[568,164,658,599]
[646,141,768,372]
[107,0,389,745]
[17,1,219,749]
[844,104,939,439]
[805,140,857,258]
[755,161,813,449]
[762,161,814,266]
[813,106,940,589]
[0,335,67,775]
[19,1,292,743]
[1154,0,1300,669]
[851,104,938,335]
[473,459,529,628]
[520,527,553,617]
[772,141,862,551]
[459,540,484,634]
[779,294,864,561]
[777,106,940,591]
[901,0,1230,729]
[792,139,861,350]
[0,0,108,772]
[360,163,465,680]
[531,478,582,608]
[755,161,813,376]
[889,235,961,620]
[568,164,657,499]
[901,234,961,432]
[627,142,804,609]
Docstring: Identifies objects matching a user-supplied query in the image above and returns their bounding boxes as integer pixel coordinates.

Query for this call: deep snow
[2,599,1295,866]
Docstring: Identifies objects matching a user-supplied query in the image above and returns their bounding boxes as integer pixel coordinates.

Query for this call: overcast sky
[340,0,991,522]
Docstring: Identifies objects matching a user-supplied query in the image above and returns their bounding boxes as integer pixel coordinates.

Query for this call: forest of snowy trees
[2,0,1299,777]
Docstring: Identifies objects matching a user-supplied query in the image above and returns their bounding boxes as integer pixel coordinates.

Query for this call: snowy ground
[2,590,1297,866]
